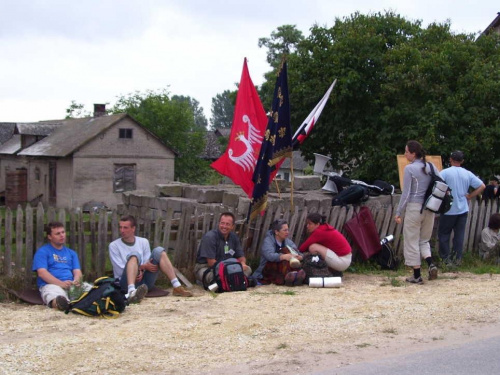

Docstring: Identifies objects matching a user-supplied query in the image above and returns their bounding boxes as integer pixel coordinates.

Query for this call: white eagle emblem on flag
[228,114,263,172]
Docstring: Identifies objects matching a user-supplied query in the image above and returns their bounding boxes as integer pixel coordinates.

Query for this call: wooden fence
[1,198,499,283]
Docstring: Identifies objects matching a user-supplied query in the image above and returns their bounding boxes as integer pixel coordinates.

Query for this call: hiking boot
[285,271,298,286]
[285,270,306,286]
[405,276,423,284]
[295,269,306,286]
[428,264,438,280]
[127,284,148,304]
[172,286,193,297]
[54,295,69,311]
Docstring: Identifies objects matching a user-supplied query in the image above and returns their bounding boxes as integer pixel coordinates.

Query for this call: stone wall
[117,176,399,222]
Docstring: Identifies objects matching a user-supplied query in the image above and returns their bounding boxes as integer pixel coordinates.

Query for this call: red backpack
[203,258,248,292]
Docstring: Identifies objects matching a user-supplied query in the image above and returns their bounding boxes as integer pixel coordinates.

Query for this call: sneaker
[54,295,69,311]
[405,276,423,284]
[127,284,148,304]
[428,264,438,280]
[172,286,193,297]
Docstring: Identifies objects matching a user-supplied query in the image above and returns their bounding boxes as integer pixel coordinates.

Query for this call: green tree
[210,89,236,129]
[171,95,208,130]
[258,25,304,108]
[110,89,212,183]
[262,12,500,185]
[65,100,91,118]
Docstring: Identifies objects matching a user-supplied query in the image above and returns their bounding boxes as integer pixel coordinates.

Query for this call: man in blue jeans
[438,151,485,266]
[109,215,192,302]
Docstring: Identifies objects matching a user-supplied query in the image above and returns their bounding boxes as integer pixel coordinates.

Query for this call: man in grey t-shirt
[194,212,252,285]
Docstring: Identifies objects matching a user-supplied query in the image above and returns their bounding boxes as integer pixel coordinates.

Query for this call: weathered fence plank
[15,206,24,272]
[25,205,34,281]
[4,208,13,276]
[0,197,494,282]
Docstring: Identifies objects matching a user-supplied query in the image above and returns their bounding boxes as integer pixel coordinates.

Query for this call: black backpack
[376,242,399,270]
[66,277,126,318]
[372,180,395,195]
[421,163,453,214]
[332,185,369,206]
[330,175,353,192]
[203,258,248,292]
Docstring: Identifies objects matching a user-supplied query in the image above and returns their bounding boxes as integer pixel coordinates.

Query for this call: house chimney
[93,104,106,117]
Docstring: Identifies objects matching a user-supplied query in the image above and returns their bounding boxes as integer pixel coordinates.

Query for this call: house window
[113,164,136,193]
[119,128,133,139]
[284,172,290,181]
[34,167,40,182]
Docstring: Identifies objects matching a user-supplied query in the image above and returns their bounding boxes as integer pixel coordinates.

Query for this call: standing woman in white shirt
[394,140,439,284]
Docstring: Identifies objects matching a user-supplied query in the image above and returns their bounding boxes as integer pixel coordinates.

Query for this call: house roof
[481,12,500,36]
[215,128,231,137]
[18,113,176,157]
[202,131,224,160]
[16,123,63,136]
[0,123,16,144]
[0,134,21,154]
[280,151,311,170]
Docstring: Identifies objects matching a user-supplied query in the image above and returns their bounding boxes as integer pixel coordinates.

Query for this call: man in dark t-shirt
[194,212,251,284]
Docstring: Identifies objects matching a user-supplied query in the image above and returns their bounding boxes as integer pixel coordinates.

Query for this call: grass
[355,343,371,348]
[382,328,398,335]
[350,250,500,277]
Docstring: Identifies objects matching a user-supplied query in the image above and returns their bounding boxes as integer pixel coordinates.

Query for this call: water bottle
[380,235,394,245]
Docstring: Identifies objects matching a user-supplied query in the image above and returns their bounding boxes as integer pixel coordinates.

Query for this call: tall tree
[261,12,500,185]
[171,95,208,130]
[110,89,211,183]
[258,25,304,108]
[210,90,236,129]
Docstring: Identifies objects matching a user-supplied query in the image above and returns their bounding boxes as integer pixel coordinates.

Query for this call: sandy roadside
[1,271,499,375]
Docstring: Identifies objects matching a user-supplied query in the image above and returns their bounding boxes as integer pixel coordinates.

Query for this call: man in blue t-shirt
[32,222,82,311]
[439,151,485,266]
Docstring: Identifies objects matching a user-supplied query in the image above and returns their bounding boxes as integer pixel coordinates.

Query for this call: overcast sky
[0,0,498,123]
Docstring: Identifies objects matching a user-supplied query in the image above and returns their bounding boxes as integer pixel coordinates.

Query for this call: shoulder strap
[202,265,216,290]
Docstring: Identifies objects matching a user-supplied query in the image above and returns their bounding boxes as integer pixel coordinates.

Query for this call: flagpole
[290,156,294,212]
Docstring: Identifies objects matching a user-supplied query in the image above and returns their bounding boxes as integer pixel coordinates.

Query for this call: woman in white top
[394,140,439,284]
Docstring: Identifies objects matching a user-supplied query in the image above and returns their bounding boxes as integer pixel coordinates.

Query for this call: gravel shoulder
[1,271,499,375]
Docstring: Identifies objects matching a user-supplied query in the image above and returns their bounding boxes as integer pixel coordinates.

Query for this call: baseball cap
[450,150,464,162]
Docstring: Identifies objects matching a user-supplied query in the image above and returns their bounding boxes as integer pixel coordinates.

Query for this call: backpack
[332,185,369,206]
[376,242,399,270]
[66,277,126,318]
[330,175,353,192]
[371,180,395,195]
[301,252,333,282]
[421,163,453,214]
[202,258,248,293]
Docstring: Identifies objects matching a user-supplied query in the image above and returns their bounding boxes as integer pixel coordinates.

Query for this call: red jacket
[299,223,351,256]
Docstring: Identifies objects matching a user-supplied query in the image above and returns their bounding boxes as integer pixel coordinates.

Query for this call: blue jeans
[119,247,165,292]
[438,213,468,261]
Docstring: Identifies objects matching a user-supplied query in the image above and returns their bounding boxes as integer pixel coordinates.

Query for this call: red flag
[211,58,268,198]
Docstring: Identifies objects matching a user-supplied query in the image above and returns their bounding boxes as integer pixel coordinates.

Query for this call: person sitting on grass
[478,213,500,262]
[109,215,193,303]
[32,221,82,311]
[252,219,304,286]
